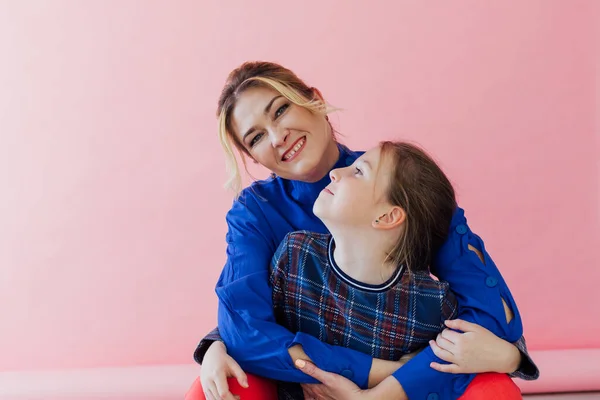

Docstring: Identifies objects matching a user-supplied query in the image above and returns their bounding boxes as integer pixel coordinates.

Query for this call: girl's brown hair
[380,141,456,273]
[217,61,334,196]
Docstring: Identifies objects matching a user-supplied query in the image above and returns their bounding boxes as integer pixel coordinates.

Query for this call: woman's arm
[429,249,537,379]
[388,207,538,400]
[428,245,538,379]
[213,194,375,388]
[288,343,417,388]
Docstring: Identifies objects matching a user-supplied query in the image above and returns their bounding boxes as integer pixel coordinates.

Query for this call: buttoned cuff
[392,346,473,400]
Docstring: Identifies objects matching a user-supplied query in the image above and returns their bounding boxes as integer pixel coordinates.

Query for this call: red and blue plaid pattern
[270,231,458,361]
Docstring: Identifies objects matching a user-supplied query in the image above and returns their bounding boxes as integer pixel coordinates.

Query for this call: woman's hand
[200,341,248,400]
[297,359,367,400]
[429,319,521,374]
[297,360,407,400]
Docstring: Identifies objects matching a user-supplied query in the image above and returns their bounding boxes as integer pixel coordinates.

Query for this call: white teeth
[284,138,305,160]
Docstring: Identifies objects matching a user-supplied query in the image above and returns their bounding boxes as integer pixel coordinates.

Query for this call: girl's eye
[249,132,264,148]
[274,103,289,119]
[354,167,363,176]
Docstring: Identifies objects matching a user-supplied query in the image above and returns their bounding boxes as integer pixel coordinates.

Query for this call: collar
[327,235,404,293]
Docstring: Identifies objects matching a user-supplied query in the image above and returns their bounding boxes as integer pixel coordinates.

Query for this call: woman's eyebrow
[264,95,283,114]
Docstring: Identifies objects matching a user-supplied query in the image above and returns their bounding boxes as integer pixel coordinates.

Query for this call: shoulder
[344,146,364,161]
[225,176,290,224]
[273,231,330,267]
[271,231,329,277]
[406,272,457,323]
[281,231,330,252]
[272,231,330,283]
[405,272,455,304]
[229,176,285,210]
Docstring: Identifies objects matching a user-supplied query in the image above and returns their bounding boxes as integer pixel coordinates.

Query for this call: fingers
[440,328,462,344]
[227,359,249,388]
[295,359,329,384]
[435,333,455,352]
[444,319,480,333]
[430,361,461,374]
[302,384,318,400]
[214,375,236,400]
[204,381,219,400]
[429,339,454,363]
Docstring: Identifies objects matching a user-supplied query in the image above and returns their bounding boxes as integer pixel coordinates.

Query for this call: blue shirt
[214,144,534,400]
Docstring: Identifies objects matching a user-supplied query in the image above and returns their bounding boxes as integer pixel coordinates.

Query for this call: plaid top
[269,231,458,361]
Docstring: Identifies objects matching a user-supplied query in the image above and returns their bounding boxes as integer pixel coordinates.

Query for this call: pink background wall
[0,0,598,372]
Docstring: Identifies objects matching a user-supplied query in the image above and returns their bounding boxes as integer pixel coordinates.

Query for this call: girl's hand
[429,319,521,374]
[200,341,248,400]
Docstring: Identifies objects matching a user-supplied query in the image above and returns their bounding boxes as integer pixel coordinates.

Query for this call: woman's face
[230,87,338,182]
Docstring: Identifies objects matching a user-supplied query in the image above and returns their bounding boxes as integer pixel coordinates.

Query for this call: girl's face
[314,146,394,227]
[231,87,338,182]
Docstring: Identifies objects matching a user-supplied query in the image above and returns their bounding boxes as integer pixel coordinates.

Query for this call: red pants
[185,372,522,399]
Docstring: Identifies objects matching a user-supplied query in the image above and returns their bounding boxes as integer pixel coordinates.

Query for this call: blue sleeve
[392,207,526,400]
[216,195,372,388]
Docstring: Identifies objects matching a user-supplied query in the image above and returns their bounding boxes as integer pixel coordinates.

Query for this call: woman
[189,61,538,400]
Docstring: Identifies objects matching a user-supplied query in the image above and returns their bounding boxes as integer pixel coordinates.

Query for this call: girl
[188,62,538,400]
[268,141,465,399]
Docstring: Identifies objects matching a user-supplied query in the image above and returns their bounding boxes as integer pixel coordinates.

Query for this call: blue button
[486,276,498,287]
[345,158,353,166]
[341,369,353,379]
[455,224,467,234]
[427,393,439,400]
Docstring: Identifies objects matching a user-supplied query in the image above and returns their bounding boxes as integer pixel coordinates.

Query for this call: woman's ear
[312,87,325,101]
[372,206,405,230]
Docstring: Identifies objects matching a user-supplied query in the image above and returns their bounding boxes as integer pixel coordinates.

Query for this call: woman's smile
[282,136,306,162]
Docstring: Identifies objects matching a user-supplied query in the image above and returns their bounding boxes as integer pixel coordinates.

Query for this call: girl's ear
[372,206,405,230]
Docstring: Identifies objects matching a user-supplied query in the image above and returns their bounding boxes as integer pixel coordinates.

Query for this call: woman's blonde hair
[217,61,335,196]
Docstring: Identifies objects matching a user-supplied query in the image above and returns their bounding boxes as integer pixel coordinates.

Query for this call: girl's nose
[329,168,341,182]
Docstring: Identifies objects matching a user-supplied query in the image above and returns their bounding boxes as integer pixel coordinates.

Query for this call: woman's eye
[274,103,289,119]
[354,167,363,176]
[249,132,264,148]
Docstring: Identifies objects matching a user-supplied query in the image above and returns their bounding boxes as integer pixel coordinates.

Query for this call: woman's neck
[305,139,341,183]
[329,227,397,285]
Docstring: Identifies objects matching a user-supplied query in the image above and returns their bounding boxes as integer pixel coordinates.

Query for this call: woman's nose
[270,128,289,148]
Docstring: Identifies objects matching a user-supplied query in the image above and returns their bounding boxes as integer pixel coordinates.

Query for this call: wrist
[368,359,403,388]
[212,340,227,352]
[502,343,521,373]
[365,376,407,400]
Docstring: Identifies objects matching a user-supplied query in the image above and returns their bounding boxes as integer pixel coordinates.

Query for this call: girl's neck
[329,227,397,285]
